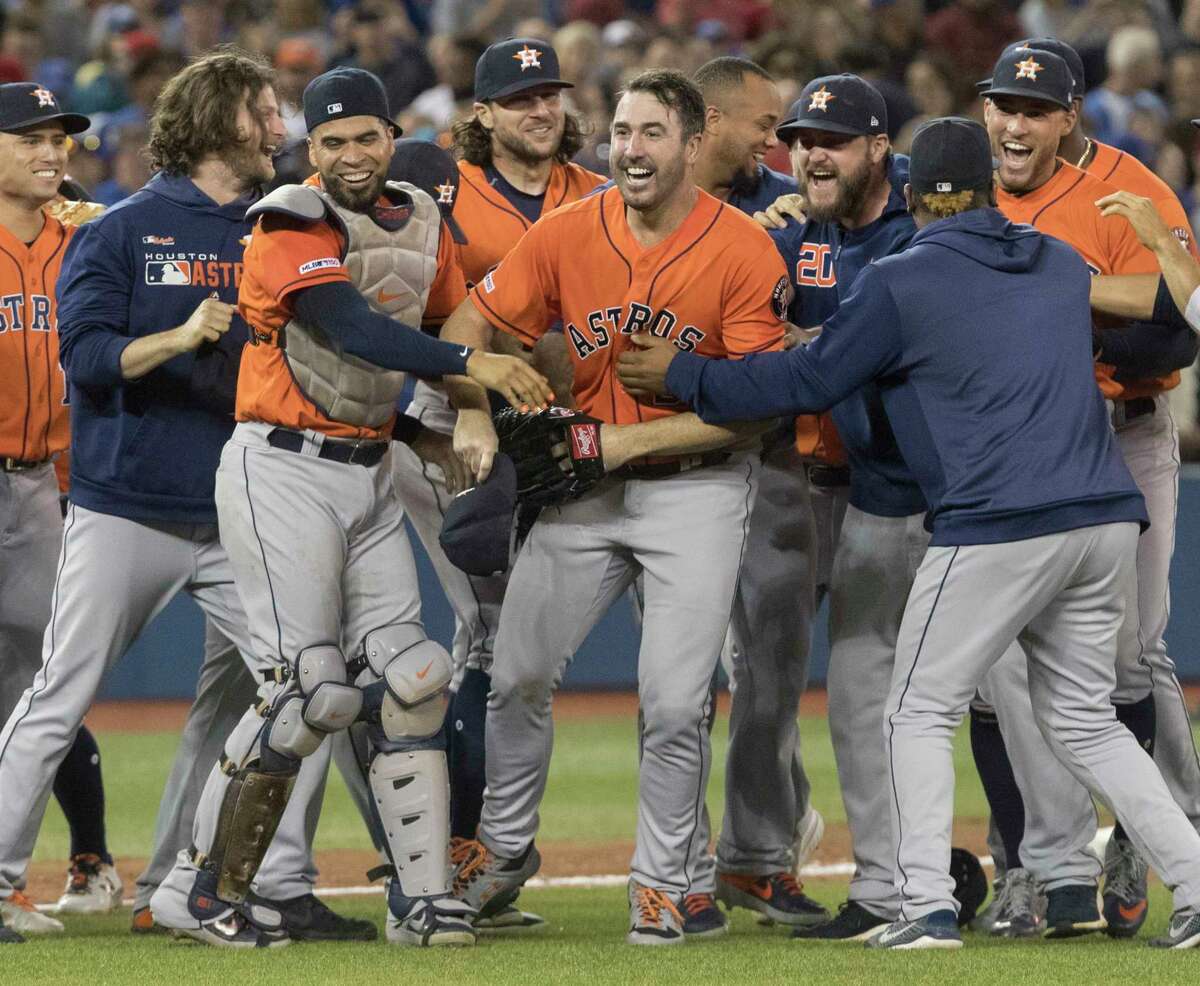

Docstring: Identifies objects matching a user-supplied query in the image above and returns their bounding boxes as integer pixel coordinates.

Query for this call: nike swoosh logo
[415,660,434,680]
[459,346,469,357]
[376,289,403,305]
[1118,900,1147,922]
[876,927,906,945]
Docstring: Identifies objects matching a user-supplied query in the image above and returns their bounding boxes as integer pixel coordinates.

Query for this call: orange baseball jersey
[1085,140,1199,398]
[237,180,467,441]
[470,186,789,425]
[0,213,75,462]
[996,161,1162,400]
[454,160,605,287]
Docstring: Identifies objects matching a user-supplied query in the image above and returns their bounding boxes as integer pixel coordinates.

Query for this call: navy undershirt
[485,165,545,224]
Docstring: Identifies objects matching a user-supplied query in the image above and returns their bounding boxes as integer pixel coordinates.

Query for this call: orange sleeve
[422,222,468,328]
[720,240,790,357]
[1102,206,1162,276]
[467,218,560,346]
[250,215,350,304]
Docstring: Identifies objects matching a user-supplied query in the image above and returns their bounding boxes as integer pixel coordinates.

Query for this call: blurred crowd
[8,0,1200,436]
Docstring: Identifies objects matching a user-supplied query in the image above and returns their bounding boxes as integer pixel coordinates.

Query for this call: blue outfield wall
[98,466,1200,699]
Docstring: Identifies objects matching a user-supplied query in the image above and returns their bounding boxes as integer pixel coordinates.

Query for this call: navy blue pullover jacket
[666,208,1148,545]
[770,155,926,517]
[57,173,256,524]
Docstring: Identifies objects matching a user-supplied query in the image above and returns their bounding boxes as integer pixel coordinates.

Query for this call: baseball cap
[0,82,89,136]
[388,138,467,245]
[303,67,397,134]
[776,74,887,141]
[439,454,518,577]
[474,37,573,102]
[981,48,1074,110]
[908,116,994,195]
[978,38,1086,96]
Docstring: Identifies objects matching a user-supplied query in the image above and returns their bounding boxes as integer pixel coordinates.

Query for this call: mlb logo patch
[298,257,341,275]
[145,260,191,285]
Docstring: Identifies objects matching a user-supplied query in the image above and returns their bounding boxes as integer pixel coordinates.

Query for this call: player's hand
[784,323,822,350]
[454,407,499,483]
[410,425,473,495]
[1096,191,1176,254]
[753,193,807,230]
[615,333,677,398]
[466,351,555,410]
[173,294,235,352]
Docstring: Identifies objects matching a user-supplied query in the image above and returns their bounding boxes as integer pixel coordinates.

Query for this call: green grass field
[14,707,1195,984]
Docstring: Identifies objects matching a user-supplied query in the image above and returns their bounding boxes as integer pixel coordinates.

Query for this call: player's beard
[226,135,276,193]
[805,156,873,223]
[492,118,563,167]
[323,169,388,213]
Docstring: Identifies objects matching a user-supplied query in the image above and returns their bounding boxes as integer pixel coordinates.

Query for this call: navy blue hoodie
[57,173,256,524]
[666,208,1148,545]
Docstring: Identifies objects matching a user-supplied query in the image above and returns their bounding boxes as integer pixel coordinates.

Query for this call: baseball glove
[493,405,607,507]
[949,846,988,926]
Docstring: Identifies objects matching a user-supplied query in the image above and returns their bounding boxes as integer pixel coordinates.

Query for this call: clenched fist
[173,294,236,352]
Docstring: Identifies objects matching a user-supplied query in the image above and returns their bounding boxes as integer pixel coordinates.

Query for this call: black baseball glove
[493,405,607,507]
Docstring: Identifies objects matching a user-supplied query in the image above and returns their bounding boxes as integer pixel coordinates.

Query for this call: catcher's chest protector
[254,181,441,428]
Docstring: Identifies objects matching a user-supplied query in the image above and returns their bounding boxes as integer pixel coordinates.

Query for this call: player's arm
[618,265,902,423]
[599,413,773,472]
[1096,191,1200,332]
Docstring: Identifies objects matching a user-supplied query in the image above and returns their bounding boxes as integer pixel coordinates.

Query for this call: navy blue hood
[911,207,1042,273]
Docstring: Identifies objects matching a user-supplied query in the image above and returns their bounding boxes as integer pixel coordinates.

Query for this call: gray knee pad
[295,644,362,732]
[361,628,452,743]
[370,748,451,898]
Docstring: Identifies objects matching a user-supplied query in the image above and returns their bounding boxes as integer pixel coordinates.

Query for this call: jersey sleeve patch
[771,275,792,321]
[298,257,341,275]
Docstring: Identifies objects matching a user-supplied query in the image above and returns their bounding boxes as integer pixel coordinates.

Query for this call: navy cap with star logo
[388,138,468,245]
[977,38,1086,97]
[775,74,888,142]
[981,48,1074,110]
[0,82,89,135]
[474,37,573,102]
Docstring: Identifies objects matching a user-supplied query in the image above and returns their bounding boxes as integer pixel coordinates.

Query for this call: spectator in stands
[554,19,600,87]
[338,5,436,117]
[273,36,324,142]
[1,9,44,78]
[925,0,1020,81]
[895,50,960,152]
[1084,25,1169,148]
[93,123,150,205]
[410,31,486,130]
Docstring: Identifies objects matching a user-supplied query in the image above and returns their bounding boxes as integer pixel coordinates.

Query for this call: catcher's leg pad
[295,644,362,731]
[361,627,453,742]
[370,747,452,897]
[208,765,298,903]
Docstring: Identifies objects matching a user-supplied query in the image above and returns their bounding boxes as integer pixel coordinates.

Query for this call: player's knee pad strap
[208,766,298,903]
[369,748,451,897]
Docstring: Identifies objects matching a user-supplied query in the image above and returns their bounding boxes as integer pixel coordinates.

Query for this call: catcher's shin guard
[370,748,453,897]
[208,767,297,902]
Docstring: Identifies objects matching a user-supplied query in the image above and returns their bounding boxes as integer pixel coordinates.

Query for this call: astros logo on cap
[513,45,542,71]
[31,86,56,108]
[435,182,455,205]
[808,86,835,112]
[1015,57,1042,81]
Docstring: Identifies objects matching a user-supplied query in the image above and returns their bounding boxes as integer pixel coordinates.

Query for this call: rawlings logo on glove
[493,405,607,507]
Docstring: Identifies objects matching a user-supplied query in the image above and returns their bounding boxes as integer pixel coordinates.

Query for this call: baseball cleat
[0,924,22,944]
[55,854,123,914]
[386,887,476,947]
[987,867,1044,938]
[244,891,377,941]
[130,906,166,935]
[0,890,64,934]
[473,903,546,933]
[451,838,540,920]
[681,892,728,938]
[717,871,830,927]
[626,880,685,946]
[1102,835,1149,938]
[792,900,890,942]
[1150,910,1200,949]
[1043,883,1105,939]
[969,874,1006,935]
[866,909,963,950]
[792,806,825,874]
[177,911,291,949]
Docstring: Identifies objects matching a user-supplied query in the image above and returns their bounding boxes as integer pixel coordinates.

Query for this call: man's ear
[903,182,915,214]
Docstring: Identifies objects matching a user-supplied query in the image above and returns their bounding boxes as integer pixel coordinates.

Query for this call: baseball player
[442,69,788,946]
[0,83,118,942]
[618,114,1200,952]
[0,50,369,948]
[743,74,930,943]
[151,66,547,949]
[966,39,1200,940]
[389,38,603,930]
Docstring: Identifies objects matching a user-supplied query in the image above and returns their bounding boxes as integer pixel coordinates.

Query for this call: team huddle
[2,30,1200,953]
